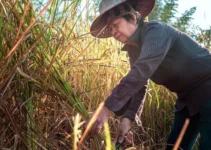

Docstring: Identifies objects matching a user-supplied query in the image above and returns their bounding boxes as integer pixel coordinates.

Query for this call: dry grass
[1,0,209,150]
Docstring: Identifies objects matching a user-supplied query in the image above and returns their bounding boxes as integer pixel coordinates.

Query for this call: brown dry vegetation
[1,0,210,150]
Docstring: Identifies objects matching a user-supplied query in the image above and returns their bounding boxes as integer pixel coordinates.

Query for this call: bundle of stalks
[0,0,117,149]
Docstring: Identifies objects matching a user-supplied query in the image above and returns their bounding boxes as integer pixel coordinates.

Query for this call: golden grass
[1,0,209,150]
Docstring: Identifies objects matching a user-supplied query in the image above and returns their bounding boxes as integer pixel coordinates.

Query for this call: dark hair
[113,3,132,17]
[107,3,143,24]
[123,13,142,24]
[121,3,143,24]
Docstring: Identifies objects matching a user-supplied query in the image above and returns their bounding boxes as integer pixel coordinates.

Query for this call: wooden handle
[173,118,190,150]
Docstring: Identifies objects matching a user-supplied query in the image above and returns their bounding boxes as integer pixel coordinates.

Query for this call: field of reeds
[1,0,209,149]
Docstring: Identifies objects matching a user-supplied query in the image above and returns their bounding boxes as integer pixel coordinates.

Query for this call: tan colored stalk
[6,0,53,59]
[173,118,190,150]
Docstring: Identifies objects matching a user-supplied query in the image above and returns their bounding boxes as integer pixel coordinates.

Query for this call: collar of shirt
[121,20,144,51]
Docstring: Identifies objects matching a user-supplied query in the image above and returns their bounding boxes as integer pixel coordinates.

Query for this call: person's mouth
[115,34,121,40]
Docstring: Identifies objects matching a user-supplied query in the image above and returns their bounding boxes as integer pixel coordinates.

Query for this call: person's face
[108,15,137,43]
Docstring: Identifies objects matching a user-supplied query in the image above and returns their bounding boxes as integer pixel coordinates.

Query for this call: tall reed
[0,0,121,149]
[0,0,205,150]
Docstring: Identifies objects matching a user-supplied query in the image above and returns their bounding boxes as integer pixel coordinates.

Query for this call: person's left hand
[84,106,111,135]
[114,118,134,148]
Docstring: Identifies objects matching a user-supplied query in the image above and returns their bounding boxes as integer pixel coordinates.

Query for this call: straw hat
[90,0,155,38]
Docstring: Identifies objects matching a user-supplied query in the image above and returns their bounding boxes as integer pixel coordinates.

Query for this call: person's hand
[84,105,111,135]
[114,118,134,148]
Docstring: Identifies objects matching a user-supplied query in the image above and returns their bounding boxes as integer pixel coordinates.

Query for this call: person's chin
[117,37,126,43]
[115,38,123,43]
[114,36,127,43]
[120,38,127,43]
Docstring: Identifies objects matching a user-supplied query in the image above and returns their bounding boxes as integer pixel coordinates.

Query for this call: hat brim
[90,0,155,38]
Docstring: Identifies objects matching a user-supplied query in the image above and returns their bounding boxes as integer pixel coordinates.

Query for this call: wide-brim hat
[90,0,155,38]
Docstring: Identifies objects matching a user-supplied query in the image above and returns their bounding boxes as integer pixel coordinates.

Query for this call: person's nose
[110,27,117,37]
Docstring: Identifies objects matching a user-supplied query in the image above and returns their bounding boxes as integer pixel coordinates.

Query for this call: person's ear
[130,13,137,25]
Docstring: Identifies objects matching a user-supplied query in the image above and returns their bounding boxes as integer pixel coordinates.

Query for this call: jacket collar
[121,20,144,51]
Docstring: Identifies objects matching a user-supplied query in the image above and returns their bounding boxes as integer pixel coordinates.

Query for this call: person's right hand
[84,105,111,136]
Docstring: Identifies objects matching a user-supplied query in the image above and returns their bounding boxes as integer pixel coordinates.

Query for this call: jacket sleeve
[121,84,147,120]
[114,51,148,120]
[104,23,174,113]
[113,85,147,118]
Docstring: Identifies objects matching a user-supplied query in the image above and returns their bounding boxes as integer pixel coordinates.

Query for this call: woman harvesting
[86,0,211,149]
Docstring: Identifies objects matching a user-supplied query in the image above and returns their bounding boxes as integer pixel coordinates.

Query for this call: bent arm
[113,85,147,119]
[104,23,174,113]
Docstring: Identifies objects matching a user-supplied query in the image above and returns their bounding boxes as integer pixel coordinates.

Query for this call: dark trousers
[166,99,211,150]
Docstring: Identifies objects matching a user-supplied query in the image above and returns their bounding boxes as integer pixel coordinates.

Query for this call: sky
[177,0,211,29]
[72,0,211,29]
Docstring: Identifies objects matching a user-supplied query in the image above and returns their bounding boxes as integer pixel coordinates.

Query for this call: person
[85,0,211,149]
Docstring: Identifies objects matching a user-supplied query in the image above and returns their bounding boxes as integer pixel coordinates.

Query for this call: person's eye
[109,27,112,32]
[113,23,118,29]
[115,22,120,28]
[108,26,113,32]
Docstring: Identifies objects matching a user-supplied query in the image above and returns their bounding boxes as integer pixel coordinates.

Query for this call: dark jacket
[104,21,211,120]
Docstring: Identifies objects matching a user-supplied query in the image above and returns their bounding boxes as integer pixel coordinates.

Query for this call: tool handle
[116,142,121,150]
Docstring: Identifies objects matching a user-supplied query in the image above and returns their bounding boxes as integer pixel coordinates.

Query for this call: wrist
[122,117,133,125]
[103,106,112,116]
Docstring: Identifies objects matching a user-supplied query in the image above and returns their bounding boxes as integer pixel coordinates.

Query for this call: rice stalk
[71,113,84,150]
[5,0,53,59]
[0,0,190,149]
[104,122,114,150]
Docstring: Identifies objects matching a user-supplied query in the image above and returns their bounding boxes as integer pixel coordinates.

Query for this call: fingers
[116,125,130,143]
[85,110,108,135]
[113,128,126,148]
[118,131,133,144]
[122,131,133,148]
[113,129,123,145]
[83,113,93,129]
[124,131,133,143]
[90,121,103,135]
[83,105,110,137]
[114,118,134,149]
[114,132,134,150]
[117,133,125,143]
